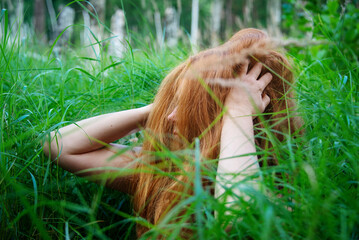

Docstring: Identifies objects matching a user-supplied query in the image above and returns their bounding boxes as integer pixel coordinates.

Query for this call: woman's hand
[225,62,272,117]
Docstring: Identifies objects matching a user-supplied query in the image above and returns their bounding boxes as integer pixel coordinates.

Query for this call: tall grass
[1,7,358,240]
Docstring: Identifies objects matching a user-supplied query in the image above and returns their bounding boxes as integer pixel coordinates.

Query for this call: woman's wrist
[224,104,253,119]
[138,104,152,126]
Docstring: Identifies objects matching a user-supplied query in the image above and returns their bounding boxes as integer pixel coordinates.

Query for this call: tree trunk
[10,0,24,36]
[210,0,223,46]
[152,0,162,48]
[34,0,47,42]
[165,7,179,47]
[108,9,126,58]
[140,0,153,25]
[91,0,106,22]
[83,0,106,58]
[82,10,94,57]
[191,0,199,49]
[225,0,233,38]
[154,11,162,48]
[176,0,182,40]
[2,0,24,41]
[82,9,90,44]
[243,0,253,27]
[177,0,182,25]
[90,0,106,38]
[267,0,281,37]
[56,5,75,47]
[46,0,57,41]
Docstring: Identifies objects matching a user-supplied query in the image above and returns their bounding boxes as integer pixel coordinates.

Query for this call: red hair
[131,28,302,237]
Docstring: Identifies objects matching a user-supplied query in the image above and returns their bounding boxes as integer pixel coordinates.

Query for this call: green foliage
[0,8,187,238]
[1,2,359,240]
[312,1,359,62]
[283,0,359,63]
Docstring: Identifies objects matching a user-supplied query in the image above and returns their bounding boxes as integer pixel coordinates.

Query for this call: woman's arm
[215,62,272,206]
[43,104,152,193]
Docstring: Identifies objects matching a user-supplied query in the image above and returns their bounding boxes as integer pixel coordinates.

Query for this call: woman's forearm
[218,114,258,171]
[215,112,260,201]
[43,105,151,160]
[215,62,271,203]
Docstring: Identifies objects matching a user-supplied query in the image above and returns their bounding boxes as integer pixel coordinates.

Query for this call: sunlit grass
[1,7,358,240]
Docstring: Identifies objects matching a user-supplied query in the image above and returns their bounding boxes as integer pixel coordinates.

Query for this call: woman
[43,28,301,238]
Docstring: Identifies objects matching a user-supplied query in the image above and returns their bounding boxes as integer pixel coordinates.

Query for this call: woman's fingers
[239,60,249,77]
[248,62,262,79]
[263,94,271,108]
[258,72,272,91]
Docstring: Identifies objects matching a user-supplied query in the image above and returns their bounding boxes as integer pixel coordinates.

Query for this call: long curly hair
[131,28,302,238]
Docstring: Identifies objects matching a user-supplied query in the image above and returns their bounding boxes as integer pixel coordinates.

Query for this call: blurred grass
[1,5,359,240]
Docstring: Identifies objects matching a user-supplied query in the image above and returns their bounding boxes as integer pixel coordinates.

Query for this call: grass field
[1,8,358,240]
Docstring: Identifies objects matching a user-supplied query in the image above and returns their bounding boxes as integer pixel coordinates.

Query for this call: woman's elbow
[42,132,63,161]
[42,140,51,157]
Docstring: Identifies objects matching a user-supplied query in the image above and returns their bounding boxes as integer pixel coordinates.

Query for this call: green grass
[1,9,358,240]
